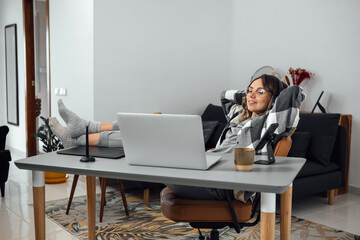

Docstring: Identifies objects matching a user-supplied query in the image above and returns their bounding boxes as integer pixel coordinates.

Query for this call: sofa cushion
[288,132,311,158]
[201,104,227,149]
[296,161,340,178]
[296,113,340,166]
[205,122,226,150]
[202,121,219,145]
[201,104,227,124]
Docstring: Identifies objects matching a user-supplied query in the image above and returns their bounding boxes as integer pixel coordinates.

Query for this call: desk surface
[15,152,305,194]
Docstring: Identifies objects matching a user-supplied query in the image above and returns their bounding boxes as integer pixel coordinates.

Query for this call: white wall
[93,0,232,121]
[230,0,360,189]
[49,0,94,124]
[94,0,360,189]
[0,0,27,153]
[2,0,359,189]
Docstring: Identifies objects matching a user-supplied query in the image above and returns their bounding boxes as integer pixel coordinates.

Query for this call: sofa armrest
[330,126,347,187]
[274,136,292,157]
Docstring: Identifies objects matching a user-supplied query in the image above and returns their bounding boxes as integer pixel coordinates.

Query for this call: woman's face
[246,78,272,115]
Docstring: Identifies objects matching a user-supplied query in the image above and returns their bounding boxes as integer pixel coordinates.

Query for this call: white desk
[15,152,305,240]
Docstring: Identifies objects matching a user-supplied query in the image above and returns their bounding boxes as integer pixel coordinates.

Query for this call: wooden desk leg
[261,192,276,240]
[86,176,96,240]
[32,171,45,240]
[144,188,150,205]
[280,183,293,240]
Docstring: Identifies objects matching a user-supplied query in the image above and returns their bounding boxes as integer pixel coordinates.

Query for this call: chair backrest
[274,136,292,157]
[0,126,9,150]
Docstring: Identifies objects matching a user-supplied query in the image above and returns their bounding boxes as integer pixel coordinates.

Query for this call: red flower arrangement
[285,67,313,86]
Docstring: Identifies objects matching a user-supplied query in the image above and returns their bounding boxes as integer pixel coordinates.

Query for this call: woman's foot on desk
[57,99,120,138]
[58,99,100,138]
[49,117,122,148]
[49,117,77,148]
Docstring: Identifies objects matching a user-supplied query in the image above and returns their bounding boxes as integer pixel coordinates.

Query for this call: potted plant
[32,116,68,183]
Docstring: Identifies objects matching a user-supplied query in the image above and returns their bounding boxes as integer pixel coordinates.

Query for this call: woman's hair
[238,74,288,122]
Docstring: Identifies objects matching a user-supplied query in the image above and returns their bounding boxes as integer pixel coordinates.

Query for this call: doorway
[34,0,51,151]
[23,0,51,156]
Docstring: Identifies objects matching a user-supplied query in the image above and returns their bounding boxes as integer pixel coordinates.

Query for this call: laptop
[117,113,222,170]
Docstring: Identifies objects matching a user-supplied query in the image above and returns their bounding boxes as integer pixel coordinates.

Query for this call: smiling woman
[237,75,288,123]
[167,74,305,203]
[246,79,272,116]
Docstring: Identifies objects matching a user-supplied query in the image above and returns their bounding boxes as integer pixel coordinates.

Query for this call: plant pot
[45,172,69,184]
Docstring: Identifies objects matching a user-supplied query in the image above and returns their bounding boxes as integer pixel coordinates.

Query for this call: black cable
[225,190,241,233]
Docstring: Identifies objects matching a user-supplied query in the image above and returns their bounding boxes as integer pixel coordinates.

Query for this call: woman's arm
[220,90,246,122]
[265,85,305,135]
[236,85,305,151]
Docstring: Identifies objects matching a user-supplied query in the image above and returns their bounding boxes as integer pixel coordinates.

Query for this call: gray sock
[98,131,122,147]
[58,99,100,138]
[48,117,91,147]
[49,117,76,148]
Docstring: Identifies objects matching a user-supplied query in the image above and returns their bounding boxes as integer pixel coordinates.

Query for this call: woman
[50,74,305,201]
[167,74,305,202]
[214,74,301,153]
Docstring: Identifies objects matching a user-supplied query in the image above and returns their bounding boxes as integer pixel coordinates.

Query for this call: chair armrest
[0,150,12,162]
[330,126,347,187]
[274,136,292,157]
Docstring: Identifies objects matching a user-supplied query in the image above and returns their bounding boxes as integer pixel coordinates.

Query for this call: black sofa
[0,125,11,197]
[200,104,347,202]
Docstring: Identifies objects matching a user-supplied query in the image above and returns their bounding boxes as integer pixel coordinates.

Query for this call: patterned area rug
[44,191,359,240]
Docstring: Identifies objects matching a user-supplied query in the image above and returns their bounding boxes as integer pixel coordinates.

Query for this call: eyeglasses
[246,87,269,97]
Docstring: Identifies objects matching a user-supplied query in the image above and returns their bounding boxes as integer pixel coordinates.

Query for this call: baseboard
[348,185,360,196]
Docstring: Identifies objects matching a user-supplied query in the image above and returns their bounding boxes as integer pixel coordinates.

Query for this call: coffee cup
[234,147,255,171]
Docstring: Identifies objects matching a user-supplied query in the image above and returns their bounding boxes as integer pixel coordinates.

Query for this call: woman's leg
[97,131,123,147]
[57,99,119,138]
[49,117,122,148]
[88,133,100,146]
[100,122,114,132]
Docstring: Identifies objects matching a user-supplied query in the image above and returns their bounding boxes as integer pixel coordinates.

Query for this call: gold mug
[234,148,255,171]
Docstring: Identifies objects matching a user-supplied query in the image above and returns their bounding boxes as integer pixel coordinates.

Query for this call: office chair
[160,136,292,240]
